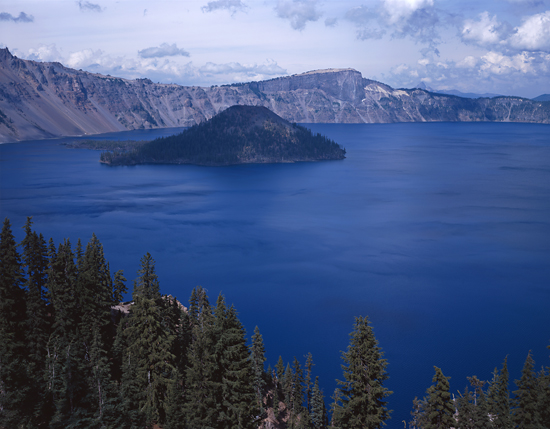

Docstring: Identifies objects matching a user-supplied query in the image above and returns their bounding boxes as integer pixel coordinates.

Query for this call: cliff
[1,48,549,143]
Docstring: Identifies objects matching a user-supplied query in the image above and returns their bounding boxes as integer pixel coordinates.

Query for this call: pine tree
[20,218,50,425]
[467,376,490,429]
[304,352,315,413]
[0,218,28,427]
[456,387,475,429]
[45,239,87,427]
[487,357,512,429]
[184,287,220,429]
[311,376,327,429]
[133,252,160,300]
[513,351,541,429]
[164,369,186,429]
[423,366,455,429]
[331,316,392,429]
[217,303,259,429]
[251,325,267,416]
[291,356,307,428]
[274,356,285,420]
[122,253,175,427]
[538,352,550,428]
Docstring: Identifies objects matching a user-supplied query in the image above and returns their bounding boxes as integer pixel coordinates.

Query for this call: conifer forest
[1,217,549,429]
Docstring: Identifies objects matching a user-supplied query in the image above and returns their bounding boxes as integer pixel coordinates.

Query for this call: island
[99,105,346,166]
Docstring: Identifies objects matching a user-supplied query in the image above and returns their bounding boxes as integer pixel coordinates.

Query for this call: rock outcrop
[1,48,548,143]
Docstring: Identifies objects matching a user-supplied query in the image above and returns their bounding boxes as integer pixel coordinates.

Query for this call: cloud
[0,11,34,22]
[344,1,440,44]
[202,0,247,14]
[199,60,286,78]
[24,44,64,62]
[385,50,550,96]
[461,12,511,48]
[382,0,434,25]
[344,5,385,39]
[509,11,550,51]
[138,43,190,59]
[325,17,337,27]
[28,46,286,87]
[275,0,322,30]
[460,11,550,53]
[78,1,102,12]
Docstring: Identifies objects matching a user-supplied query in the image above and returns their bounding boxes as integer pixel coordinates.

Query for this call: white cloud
[325,17,337,27]
[509,11,550,51]
[387,49,550,96]
[345,1,440,43]
[461,12,510,47]
[199,60,286,80]
[382,0,434,24]
[275,0,322,30]
[138,43,190,59]
[460,11,550,53]
[24,44,63,62]
[202,0,247,14]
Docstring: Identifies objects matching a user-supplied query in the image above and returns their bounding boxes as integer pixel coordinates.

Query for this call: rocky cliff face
[1,48,548,143]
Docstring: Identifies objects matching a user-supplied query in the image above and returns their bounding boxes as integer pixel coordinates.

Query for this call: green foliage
[311,376,327,429]
[331,316,392,429]
[251,325,267,415]
[0,218,28,426]
[101,105,345,166]
[487,357,513,429]
[4,217,550,429]
[513,351,542,429]
[423,367,455,429]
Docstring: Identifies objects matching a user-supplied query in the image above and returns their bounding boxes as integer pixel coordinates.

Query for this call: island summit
[100,105,346,166]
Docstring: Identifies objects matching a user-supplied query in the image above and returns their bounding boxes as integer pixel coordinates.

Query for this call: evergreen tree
[20,218,50,425]
[274,356,285,420]
[0,218,28,427]
[538,357,550,428]
[331,316,392,429]
[45,239,87,427]
[250,325,267,415]
[311,376,327,429]
[121,253,175,427]
[304,352,315,413]
[133,252,160,300]
[487,357,512,429]
[184,287,220,428]
[513,351,541,429]
[423,366,455,429]
[289,356,307,429]
[456,387,475,429]
[217,303,259,429]
[467,376,490,429]
[164,369,186,429]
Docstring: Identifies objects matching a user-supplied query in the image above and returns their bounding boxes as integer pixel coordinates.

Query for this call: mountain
[100,105,346,166]
[532,94,550,102]
[1,47,549,143]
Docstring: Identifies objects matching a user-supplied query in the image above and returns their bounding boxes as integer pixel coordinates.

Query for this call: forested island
[1,217,549,429]
[99,106,346,166]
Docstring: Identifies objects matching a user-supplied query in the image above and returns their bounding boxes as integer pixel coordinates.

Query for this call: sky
[1,0,550,98]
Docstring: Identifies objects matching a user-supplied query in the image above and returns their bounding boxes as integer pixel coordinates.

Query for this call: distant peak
[0,47,14,61]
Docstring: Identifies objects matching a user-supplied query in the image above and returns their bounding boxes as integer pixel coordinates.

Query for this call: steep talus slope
[1,48,548,143]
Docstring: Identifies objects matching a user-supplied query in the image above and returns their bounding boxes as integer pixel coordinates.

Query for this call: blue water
[1,122,549,426]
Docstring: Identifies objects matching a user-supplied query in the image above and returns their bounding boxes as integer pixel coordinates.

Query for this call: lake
[1,122,549,426]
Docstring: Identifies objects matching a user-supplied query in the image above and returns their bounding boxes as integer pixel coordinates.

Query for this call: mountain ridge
[1,47,549,143]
